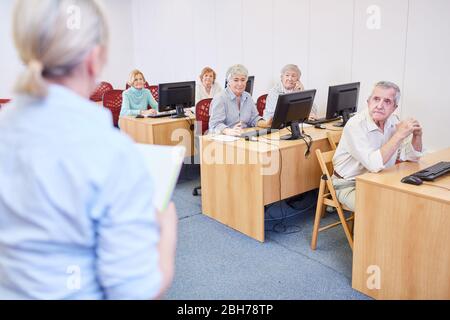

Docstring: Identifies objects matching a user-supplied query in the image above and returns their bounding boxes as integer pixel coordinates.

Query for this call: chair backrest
[316,149,335,183]
[326,131,343,150]
[125,82,158,102]
[256,94,268,117]
[90,81,113,102]
[103,90,123,127]
[148,85,159,102]
[0,99,11,109]
[195,98,213,135]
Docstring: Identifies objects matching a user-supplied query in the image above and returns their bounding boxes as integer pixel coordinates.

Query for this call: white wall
[402,0,450,151]
[0,0,23,98]
[0,0,134,97]
[101,0,136,89]
[131,0,450,151]
[1,0,449,150]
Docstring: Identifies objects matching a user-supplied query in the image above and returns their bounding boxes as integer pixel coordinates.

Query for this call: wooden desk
[352,148,450,300]
[200,126,336,242]
[119,114,195,157]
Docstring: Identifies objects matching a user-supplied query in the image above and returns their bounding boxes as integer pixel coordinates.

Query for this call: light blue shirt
[208,87,262,134]
[120,87,158,116]
[0,85,162,299]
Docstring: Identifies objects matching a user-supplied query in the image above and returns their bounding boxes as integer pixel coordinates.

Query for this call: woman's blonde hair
[128,70,147,86]
[13,0,109,98]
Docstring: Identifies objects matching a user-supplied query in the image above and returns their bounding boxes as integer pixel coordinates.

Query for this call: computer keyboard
[147,110,176,118]
[305,117,341,125]
[411,161,450,181]
[240,128,279,139]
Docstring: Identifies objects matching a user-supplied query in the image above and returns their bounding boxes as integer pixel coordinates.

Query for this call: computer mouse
[315,124,326,129]
[136,114,145,119]
[401,176,423,186]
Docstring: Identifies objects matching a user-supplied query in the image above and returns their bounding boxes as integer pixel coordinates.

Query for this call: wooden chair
[256,94,268,117]
[326,131,342,150]
[311,149,354,250]
[103,90,123,128]
[89,81,113,102]
[192,98,213,196]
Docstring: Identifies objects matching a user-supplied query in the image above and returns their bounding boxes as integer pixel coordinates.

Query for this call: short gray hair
[281,64,301,77]
[371,81,401,105]
[226,64,248,81]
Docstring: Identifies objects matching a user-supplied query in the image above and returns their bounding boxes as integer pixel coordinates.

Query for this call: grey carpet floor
[166,165,370,300]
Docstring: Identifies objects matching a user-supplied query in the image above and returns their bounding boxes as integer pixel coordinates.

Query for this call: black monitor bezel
[325,82,360,120]
[158,81,196,113]
[272,89,317,130]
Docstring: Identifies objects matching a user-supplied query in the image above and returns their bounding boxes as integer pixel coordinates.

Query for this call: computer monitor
[158,81,196,118]
[271,89,316,140]
[326,82,360,127]
[225,76,255,96]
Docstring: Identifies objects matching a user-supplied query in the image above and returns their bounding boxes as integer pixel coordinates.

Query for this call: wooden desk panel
[119,115,195,156]
[353,148,450,299]
[200,126,334,242]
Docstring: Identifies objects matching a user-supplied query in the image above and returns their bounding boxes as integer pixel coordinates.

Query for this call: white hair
[226,64,249,81]
[281,64,302,77]
[370,81,401,105]
[13,0,109,98]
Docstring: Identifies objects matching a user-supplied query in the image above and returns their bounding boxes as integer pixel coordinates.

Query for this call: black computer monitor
[326,82,360,127]
[225,76,255,96]
[271,89,316,140]
[158,81,196,118]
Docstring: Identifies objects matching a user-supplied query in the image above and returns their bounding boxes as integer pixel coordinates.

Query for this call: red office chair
[195,98,213,135]
[103,90,123,127]
[193,98,213,196]
[89,81,113,102]
[148,85,159,102]
[125,82,158,102]
[256,94,268,117]
[0,99,11,109]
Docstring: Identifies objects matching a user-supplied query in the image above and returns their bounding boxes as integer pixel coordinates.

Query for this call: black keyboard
[240,128,279,139]
[305,117,341,125]
[412,161,450,181]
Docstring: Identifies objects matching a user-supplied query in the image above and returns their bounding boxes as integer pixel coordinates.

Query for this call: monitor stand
[281,121,304,141]
[334,110,351,127]
[171,105,187,119]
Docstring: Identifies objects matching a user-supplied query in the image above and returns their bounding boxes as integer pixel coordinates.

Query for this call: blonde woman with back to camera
[0,0,177,300]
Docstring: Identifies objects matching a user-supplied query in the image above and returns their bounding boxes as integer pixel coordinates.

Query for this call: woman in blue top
[120,69,158,116]
[0,0,177,300]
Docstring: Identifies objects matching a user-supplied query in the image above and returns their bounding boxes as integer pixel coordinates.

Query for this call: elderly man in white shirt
[332,81,423,211]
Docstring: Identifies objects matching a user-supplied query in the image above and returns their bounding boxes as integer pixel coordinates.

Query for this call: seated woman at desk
[195,67,223,104]
[263,64,318,121]
[120,69,158,116]
[209,64,271,136]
